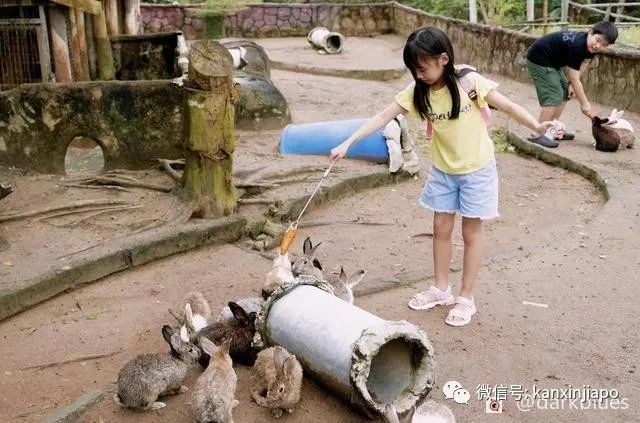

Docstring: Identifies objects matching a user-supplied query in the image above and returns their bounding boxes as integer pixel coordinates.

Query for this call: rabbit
[218,297,264,323]
[326,266,365,304]
[250,346,303,418]
[169,292,211,342]
[262,253,295,298]
[606,108,634,133]
[114,325,201,410]
[384,402,456,423]
[197,301,258,366]
[592,116,635,152]
[191,338,239,423]
[290,237,324,280]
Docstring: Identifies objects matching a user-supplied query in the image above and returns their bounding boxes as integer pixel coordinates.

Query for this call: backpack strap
[424,65,493,140]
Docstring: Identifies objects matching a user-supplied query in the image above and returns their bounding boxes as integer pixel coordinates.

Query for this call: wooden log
[182,41,237,218]
[84,10,98,80]
[104,0,120,36]
[48,6,73,82]
[75,10,91,80]
[67,10,84,81]
[91,3,115,80]
[123,0,140,35]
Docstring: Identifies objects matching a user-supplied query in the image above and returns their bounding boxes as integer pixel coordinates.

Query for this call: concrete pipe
[307,27,345,54]
[254,277,435,418]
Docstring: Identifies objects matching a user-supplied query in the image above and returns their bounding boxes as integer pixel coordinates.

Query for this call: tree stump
[182,41,237,218]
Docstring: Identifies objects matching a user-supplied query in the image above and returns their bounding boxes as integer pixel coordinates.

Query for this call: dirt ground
[0,40,636,423]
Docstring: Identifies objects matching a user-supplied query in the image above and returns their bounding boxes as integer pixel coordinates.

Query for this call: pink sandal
[445,296,477,327]
[408,285,455,310]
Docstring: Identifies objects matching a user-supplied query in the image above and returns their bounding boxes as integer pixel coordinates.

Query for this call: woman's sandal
[445,296,477,327]
[408,285,455,310]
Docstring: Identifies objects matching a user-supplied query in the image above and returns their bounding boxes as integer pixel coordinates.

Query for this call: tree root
[298,219,395,229]
[0,199,131,223]
[1,183,13,200]
[62,205,143,227]
[21,349,124,371]
[59,183,131,192]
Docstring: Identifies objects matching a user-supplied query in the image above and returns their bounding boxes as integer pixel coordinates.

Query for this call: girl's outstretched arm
[330,101,406,161]
[485,89,556,135]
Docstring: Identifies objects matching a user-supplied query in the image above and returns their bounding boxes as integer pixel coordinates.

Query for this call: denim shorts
[419,161,499,220]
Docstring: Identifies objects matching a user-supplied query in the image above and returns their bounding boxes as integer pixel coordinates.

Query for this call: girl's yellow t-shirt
[395,73,498,175]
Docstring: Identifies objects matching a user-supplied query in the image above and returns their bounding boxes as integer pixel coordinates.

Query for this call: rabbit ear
[162,325,175,344]
[228,302,248,324]
[220,338,232,356]
[169,332,183,352]
[312,258,323,271]
[339,267,346,283]
[347,270,365,289]
[199,337,216,356]
[185,303,194,325]
[282,355,297,378]
[303,237,312,254]
[180,325,190,342]
[383,403,400,423]
[273,346,288,370]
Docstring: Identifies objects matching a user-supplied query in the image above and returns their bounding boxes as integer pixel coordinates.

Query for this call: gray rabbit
[191,338,238,423]
[327,266,365,304]
[114,325,201,410]
[250,346,303,418]
[290,237,324,280]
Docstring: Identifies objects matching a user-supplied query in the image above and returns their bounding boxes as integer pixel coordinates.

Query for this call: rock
[233,71,291,130]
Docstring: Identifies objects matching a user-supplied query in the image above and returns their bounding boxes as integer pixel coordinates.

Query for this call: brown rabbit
[197,301,258,366]
[250,346,303,418]
[191,338,238,423]
[114,326,201,410]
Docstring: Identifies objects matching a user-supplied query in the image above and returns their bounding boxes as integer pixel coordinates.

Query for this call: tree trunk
[92,3,115,80]
[75,10,91,80]
[104,0,120,36]
[85,11,98,80]
[123,0,140,35]
[542,0,549,34]
[67,10,84,81]
[182,41,237,218]
[48,6,73,82]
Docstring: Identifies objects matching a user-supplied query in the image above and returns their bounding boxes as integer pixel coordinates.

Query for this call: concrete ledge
[506,132,610,201]
[0,216,246,321]
[270,60,406,81]
[44,390,104,423]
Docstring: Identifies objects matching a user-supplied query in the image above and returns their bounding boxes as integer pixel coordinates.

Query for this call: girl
[330,27,558,327]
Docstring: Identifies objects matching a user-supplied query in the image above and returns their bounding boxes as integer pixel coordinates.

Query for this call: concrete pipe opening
[255,278,434,419]
[307,27,345,54]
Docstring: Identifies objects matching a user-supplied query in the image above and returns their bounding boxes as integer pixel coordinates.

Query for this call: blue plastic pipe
[279,118,389,162]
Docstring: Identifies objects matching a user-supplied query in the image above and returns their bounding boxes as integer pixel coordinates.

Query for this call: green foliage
[490,129,515,154]
[249,218,268,240]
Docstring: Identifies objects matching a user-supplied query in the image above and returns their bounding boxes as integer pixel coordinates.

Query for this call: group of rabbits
[113,236,367,422]
[114,291,302,422]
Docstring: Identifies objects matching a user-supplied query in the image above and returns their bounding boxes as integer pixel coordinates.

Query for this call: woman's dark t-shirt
[527,31,594,70]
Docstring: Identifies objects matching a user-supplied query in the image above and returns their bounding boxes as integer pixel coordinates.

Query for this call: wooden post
[104,0,120,36]
[37,5,53,82]
[526,0,534,21]
[616,0,626,23]
[92,3,115,80]
[123,0,140,35]
[67,10,84,81]
[561,0,569,29]
[469,0,477,24]
[75,10,91,80]
[85,12,98,80]
[48,6,73,82]
[542,0,549,34]
[182,41,237,218]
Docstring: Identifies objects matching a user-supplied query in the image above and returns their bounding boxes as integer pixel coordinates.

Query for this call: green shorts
[526,60,569,106]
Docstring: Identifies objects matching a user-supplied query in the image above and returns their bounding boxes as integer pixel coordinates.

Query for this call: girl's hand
[330,142,350,161]
[535,121,556,135]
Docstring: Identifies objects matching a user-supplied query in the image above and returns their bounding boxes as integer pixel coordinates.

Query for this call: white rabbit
[606,109,634,132]
[384,401,456,423]
[262,253,295,298]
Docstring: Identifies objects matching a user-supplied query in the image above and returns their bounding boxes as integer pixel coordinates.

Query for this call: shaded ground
[1,35,639,423]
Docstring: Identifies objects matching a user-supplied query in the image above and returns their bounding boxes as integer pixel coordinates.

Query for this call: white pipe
[307,27,345,54]
[255,278,435,418]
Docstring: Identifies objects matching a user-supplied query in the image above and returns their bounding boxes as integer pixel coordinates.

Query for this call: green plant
[490,129,515,153]
[249,218,268,240]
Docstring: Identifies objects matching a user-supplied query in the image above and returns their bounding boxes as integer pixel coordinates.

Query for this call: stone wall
[393,3,640,113]
[140,3,393,39]
[0,81,185,174]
